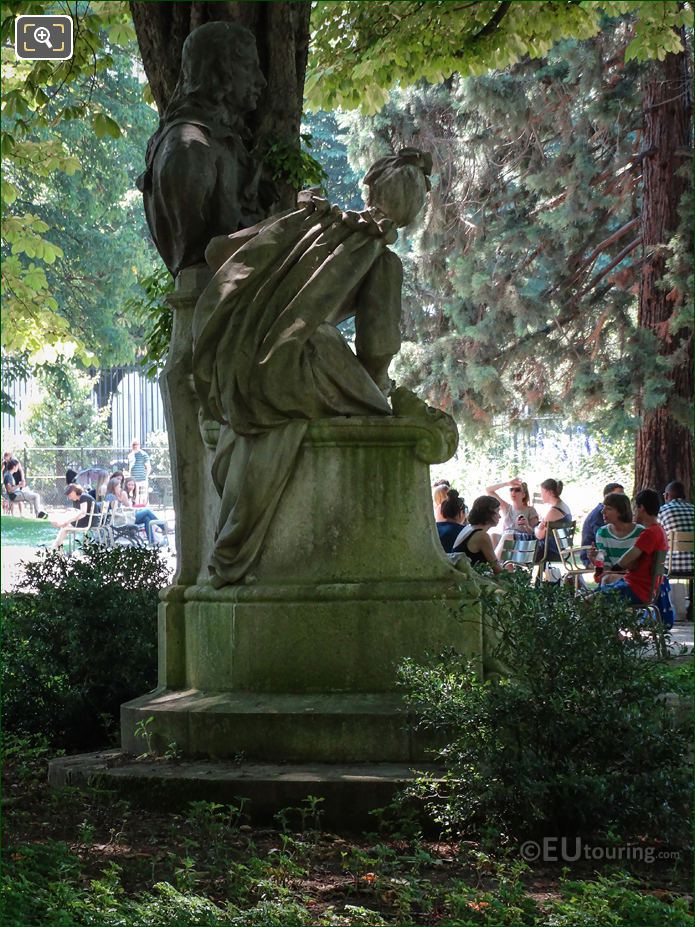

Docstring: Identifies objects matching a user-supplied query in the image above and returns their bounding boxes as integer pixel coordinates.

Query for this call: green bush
[544,871,692,927]
[2,545,170,749]
[401,574,692,843]
[1,843,234,927]
[440,868,692,927]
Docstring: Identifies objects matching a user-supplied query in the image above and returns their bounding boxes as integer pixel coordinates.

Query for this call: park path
[2,541,692,652]
[1,544,37,592]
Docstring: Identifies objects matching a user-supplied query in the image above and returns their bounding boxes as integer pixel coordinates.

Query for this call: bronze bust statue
[137,21,269,276]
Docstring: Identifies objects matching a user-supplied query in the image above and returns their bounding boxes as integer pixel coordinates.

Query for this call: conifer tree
[303,110,362,210]
[339,22,692,487]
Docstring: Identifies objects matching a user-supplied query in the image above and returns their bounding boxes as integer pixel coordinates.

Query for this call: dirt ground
[3,744,692,926]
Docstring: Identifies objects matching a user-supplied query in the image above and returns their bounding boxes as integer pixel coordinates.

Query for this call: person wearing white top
[486,477,539,556]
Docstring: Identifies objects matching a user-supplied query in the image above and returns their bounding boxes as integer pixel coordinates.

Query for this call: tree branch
[577,236,642,298]
[498,270,638,367]
[470,1,512,42]
[565,217,640,288]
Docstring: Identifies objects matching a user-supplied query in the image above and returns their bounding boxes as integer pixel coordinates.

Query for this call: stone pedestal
[121,415,481,764]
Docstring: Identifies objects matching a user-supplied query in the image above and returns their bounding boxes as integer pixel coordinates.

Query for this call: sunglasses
[510,487,523,493]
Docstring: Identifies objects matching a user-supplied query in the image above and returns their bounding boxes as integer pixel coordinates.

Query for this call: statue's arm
[353,250,403,390]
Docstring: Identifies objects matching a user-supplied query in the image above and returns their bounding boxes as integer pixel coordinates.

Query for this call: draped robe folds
[192,194,398,586]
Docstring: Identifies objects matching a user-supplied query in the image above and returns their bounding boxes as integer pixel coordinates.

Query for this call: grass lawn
[1,514,56,548]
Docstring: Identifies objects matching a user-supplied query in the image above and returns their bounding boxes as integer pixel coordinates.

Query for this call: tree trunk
[130,0,311,209]
[634,45,693,494]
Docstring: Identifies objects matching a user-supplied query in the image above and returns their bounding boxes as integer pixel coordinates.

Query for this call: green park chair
[553,528,595,591]
[666,529,693,620]
[501,537,538,575]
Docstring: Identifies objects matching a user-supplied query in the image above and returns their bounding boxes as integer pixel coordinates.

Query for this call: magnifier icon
[33,25,53,48]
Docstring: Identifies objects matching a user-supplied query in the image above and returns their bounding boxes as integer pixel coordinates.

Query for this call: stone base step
[121,689,438,763]
[48,751,439,829]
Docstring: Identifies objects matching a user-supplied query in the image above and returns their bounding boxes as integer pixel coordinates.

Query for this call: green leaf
[92,112,122,139]
[1,178,18,205]
[108,22,136,45]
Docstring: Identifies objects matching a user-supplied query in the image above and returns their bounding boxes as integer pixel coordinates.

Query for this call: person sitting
[452,495,514,575]
[599,489,668,606]
[3,458,46,518]
[123,476,139,506]
[486,477,539,556]
[73,467,109,500]
[104,471,127,504]
[580,480,624,565]
[658,480,694,575]
[432,478,451,520]
[3,458,23,514]
[591,492,643,577]
[51,483,96,548]
[436,488,467,552]
[115,476,166,545]
[534,478,572,562]
[13,459,47,517]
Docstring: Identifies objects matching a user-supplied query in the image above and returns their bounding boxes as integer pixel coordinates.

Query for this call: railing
[2,366,166,447]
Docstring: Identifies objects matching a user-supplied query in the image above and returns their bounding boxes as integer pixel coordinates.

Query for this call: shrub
[443,858,539,925]
[400,574,692,843]
[545,871,692,927]
[1,844,234,927]
[2,544,170,749]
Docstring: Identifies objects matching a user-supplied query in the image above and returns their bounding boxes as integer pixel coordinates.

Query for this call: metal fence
[2,366,166,447]
[14,445,172,509]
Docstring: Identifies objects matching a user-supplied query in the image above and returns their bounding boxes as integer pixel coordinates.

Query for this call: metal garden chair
[666,529,693,620]
[535,519,576,584]
[65,504,102,554]
[500,537,538,575]
[553,526,595,591]
[628,549,669,657]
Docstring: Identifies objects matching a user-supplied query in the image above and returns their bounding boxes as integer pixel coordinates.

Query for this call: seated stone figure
[193,149,432,586]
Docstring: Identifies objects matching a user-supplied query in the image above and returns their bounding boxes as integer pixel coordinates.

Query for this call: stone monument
[121,22,483,767]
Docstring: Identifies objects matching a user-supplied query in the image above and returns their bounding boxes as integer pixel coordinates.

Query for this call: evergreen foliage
[302,110,363,210]
[340,22,693,440]
[401,574,692,842]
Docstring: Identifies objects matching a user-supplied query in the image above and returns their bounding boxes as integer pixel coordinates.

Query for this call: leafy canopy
[1,1,158,366]
[307,1,693,113]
